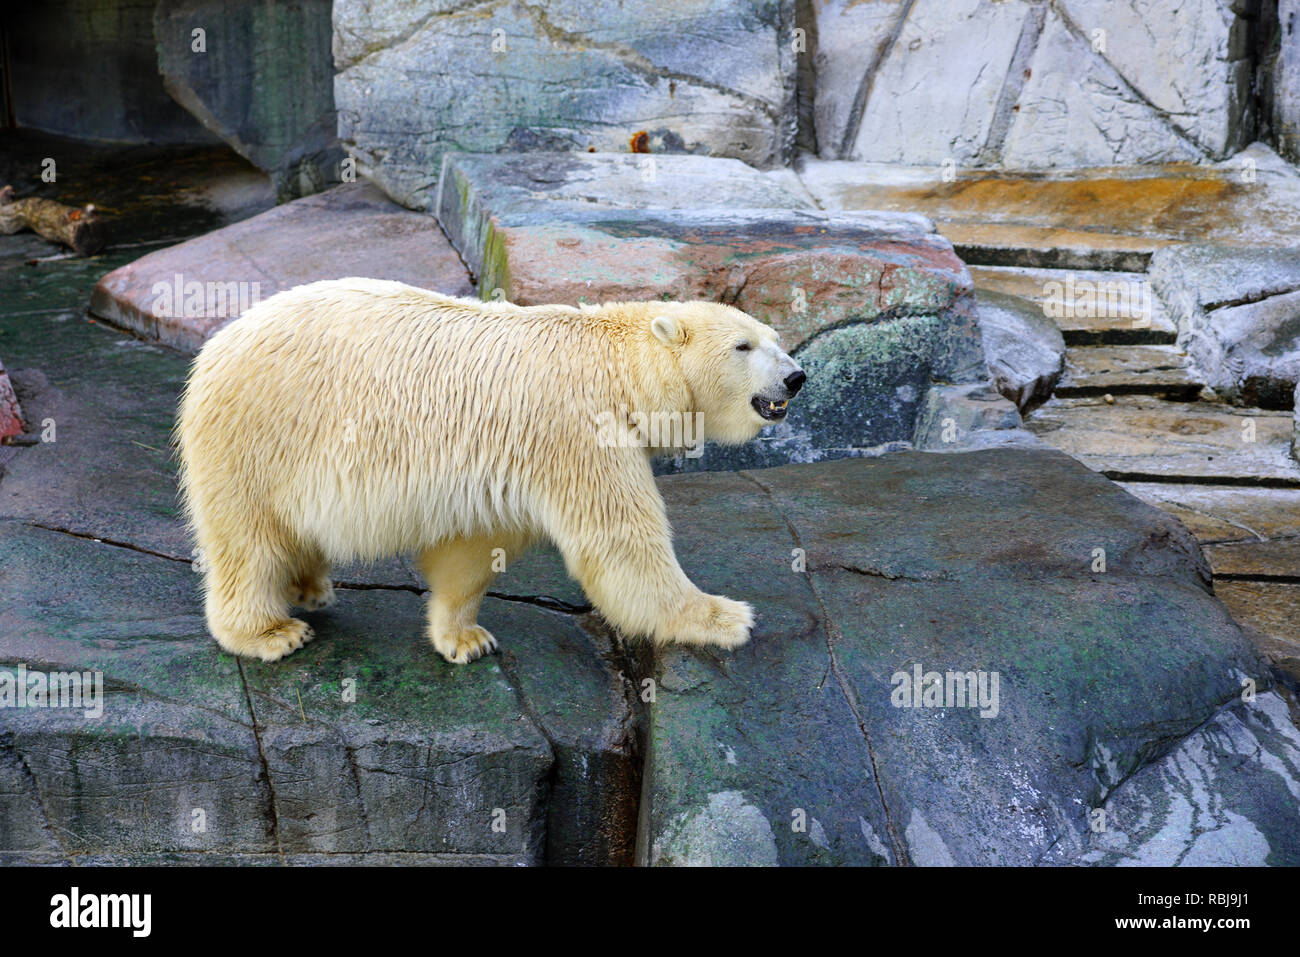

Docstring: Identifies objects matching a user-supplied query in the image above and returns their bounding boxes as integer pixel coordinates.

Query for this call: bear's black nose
[784,370,807,396]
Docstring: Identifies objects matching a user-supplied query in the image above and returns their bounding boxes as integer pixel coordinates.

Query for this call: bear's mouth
[751,395,790,421]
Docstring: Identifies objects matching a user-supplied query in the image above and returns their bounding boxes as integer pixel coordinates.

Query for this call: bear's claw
[432,625,499,665]
[253,619,316,661]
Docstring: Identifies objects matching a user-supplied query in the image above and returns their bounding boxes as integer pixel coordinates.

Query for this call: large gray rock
[638,451,1289,865]
[1151,244,1300,315]
[810,0,1252,167]
[0,520,639,864]
[912,382,1035,451]
[437,151,991,469]
[1197,289,1300,409]
[333,0,798,210]
[1059,691,1300,866]
[977,290,1067,410]
[1150,244,1300,409]
[4,255,1298,865]
[9,160,1298,868]
[155,0,342,201]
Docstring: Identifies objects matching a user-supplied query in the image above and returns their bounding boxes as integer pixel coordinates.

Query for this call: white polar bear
[176,279,806,664]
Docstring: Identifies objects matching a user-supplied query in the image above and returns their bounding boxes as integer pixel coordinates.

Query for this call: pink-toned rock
[437,152,967,337]
[0,356,23,441]
[89,182,473,353]
[436,152,1002,468]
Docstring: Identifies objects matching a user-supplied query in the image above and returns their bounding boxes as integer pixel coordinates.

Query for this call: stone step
[1214,582,1300,675]
[1025,396,1300,485]
[797,151,1300,271]
[1056,345,1202,399]
[1118,482,1300,544]
[946,223,1163,271]
[970,265,1176,344]
[1214,580,1300,699]
[1203,540,1300,579]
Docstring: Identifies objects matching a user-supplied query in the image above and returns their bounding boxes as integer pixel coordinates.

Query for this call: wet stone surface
[3,134,1299,866]
[2,262,1296,864]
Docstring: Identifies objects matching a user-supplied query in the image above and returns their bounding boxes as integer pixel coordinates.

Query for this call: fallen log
[0,184,106,256]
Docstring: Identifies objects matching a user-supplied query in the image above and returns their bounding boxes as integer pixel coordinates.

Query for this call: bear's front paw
[288,576,336,611]
[668,594,754,651]
[253,619,316,662]
[431,624,499,665]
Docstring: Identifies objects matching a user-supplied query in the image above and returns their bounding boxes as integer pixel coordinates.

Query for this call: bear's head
[649,302,806,444]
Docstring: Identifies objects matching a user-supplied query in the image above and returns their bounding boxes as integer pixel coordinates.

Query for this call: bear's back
[180,278,648,557]
[196,278,608,388]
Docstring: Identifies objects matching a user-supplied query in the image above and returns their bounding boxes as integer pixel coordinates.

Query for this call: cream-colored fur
[176,278,803,664]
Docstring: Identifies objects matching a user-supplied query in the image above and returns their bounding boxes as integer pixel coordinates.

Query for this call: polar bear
[176,278,806,664]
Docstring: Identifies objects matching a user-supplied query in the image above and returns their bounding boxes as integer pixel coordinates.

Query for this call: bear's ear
[650,314,684,347]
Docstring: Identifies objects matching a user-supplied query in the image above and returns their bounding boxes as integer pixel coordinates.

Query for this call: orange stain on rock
[846,169,1253,240]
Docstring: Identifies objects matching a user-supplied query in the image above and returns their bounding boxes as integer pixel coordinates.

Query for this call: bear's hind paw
[289,576,336,611]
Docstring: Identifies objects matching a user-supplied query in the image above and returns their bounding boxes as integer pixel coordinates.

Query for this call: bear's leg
[417,532,532,664]
[286,545,335,612]
[201,533,316,663]
[549,487,753,651]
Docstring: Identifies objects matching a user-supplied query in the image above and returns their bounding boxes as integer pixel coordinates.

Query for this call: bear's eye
[735,342,752,352]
